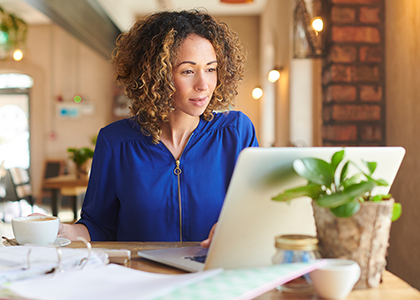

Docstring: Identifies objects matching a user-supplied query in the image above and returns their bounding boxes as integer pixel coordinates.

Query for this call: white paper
[8,264,222,300]
[0,245,108,285]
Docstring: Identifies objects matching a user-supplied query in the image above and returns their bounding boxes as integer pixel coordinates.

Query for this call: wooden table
[68,241,420,299]
[43,175,88,220]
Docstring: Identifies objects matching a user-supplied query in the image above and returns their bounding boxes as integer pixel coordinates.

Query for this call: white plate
[2,237,71,247]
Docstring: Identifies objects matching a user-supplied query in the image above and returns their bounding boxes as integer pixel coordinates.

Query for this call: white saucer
[2,237,71,247]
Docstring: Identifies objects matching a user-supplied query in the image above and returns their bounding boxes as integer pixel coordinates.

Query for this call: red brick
[361,124,382,141]
[326,85,357,102]
[360,85,383,101]
[332,7,356,23]
[328,64,379,82]
[322,70,331,85]
[332,0,379,3]
[332,26,380,43]
[360,7,381,23]
[323,125,358,141]
[329,45,357,63]
[354,65,380,82]
[323,106,332,121]
[330,65,352,82]
[332,104,381,121]
[360,46,382,62]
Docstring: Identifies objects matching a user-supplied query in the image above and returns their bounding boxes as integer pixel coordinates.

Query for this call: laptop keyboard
[184,255,207,263]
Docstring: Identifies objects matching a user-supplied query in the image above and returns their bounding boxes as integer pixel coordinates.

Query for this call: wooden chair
[38,159,66,204]
[0,161,6,199]
[0,161,7,221]
[9,167,35,212]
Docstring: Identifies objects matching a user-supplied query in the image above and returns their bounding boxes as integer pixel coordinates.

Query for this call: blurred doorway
[0,73,33,170]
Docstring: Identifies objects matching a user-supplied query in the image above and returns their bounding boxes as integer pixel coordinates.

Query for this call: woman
[59,10,258,244]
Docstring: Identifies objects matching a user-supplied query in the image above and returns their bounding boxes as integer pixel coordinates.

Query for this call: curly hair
[112,9,246,144]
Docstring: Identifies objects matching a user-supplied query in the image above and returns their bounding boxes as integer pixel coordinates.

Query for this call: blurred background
[0,0,419,290]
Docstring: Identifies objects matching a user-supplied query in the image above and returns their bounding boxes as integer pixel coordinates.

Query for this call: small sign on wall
[57,103,95,118]
[57,103,80,118]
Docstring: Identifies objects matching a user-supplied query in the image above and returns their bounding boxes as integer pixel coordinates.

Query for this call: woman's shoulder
[207,110,254,131]
[198,110,258,146]
[212,110,251,124]
[99,117,148,144]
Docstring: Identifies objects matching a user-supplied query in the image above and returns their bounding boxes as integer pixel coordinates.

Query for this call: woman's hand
[29,213,90,241]
[201,223,217,249]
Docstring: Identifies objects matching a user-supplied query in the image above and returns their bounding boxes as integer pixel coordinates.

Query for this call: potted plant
[272,149,402,289]
[67,147,94,179]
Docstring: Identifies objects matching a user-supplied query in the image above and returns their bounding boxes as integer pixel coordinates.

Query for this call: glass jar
[272,234,321,293]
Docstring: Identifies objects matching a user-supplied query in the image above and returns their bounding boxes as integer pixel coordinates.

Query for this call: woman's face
[171,34,217,118]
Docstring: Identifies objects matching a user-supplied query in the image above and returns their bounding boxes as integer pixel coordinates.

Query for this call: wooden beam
[22,0,121,60]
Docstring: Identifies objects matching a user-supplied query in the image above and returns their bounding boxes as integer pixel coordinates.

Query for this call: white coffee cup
[309,259,361,299]
[12,215,59,246]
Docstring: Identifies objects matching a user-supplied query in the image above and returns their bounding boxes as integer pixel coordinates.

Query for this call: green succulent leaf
[331,150,345,173]
[370,194,384,202]
[330,202,361,218]
[364,173,389,187]
[315,180,376,208]
[341,174,362,189]
[293,158,333,186]
[272,183,323,203]
[375,179,389,187]
[392,202,402,221]
[362,160,377,175]
[339,161,350,186]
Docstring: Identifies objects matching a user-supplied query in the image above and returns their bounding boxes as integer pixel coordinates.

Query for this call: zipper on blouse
[173,159,183,242]
[169,132,195,242]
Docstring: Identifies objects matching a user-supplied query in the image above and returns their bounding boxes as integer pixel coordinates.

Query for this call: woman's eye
[207,68,216,73]
[182,70,193,75]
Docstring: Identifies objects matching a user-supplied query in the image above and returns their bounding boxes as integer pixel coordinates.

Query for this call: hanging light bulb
[268,69,281,83]
[252,87,263,100]
[311,17,324,32]
[13,49,23,61]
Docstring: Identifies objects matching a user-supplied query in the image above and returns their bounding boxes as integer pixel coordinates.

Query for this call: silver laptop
[138,146,406,272]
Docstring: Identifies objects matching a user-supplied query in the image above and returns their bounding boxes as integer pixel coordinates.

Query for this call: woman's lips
[189,96,208,106]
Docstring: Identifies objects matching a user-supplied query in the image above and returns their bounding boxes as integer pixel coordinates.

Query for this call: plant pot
[75,159,92,179]
[312,199,394,289]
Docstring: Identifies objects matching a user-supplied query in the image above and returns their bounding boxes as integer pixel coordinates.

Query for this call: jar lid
[275,234,319,251]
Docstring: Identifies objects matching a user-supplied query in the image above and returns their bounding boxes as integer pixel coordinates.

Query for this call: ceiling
[96,0,269,32]
[0,0,50,24]
[0,0,269,32]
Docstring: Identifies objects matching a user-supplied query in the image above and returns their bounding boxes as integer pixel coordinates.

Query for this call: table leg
[51,189,61,217]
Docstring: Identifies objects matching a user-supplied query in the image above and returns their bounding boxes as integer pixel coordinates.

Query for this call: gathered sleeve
[236,111,259,149]
[77,128,119,241]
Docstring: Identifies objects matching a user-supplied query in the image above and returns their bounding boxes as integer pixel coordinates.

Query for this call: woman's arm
[59,223,91,241]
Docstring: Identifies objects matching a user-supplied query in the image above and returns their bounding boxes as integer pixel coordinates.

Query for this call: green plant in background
[272,149,402,221]
[67,147,94,166]
[0,6,27,56]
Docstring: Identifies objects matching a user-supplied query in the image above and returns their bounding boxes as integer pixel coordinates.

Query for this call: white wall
[290,59,313,147]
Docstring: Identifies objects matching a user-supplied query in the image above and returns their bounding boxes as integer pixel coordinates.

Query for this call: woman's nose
[194,73,208,91]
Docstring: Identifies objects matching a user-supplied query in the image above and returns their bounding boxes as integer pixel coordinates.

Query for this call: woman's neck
[159,114,200,160]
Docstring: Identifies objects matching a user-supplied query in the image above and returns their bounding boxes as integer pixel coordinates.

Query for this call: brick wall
[322,0,385,146]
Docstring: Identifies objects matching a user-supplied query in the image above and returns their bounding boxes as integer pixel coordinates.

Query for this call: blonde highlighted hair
[112,9,246,144]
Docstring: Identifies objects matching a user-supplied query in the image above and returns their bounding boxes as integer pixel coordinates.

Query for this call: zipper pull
[174,160,182,175]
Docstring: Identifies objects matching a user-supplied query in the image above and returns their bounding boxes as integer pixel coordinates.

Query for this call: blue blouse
[77,111,259,241]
